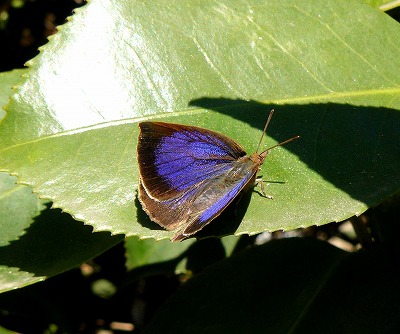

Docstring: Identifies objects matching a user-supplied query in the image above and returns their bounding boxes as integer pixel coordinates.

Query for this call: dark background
[0,0,84,72]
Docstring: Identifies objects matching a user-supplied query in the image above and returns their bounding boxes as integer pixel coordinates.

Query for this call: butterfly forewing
[137,122,247,201]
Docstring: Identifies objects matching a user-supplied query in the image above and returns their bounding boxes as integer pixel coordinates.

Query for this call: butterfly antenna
[262,135,300,153]
[256,109,274,153]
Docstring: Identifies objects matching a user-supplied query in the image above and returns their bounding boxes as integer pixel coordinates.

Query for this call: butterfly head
[250,150,270,166]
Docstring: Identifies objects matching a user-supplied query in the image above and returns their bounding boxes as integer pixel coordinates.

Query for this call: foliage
[0,0,399,332]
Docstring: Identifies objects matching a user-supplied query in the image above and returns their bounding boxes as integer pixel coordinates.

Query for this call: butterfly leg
[256,177,273,199]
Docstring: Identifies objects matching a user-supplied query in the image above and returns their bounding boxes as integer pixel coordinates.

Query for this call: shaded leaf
[0,173,45,246]
[144,238,400,334]
[125,236,194,270]
[0,206,124,293]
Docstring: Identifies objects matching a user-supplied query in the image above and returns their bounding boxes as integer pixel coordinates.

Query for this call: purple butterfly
[137,110,299,241]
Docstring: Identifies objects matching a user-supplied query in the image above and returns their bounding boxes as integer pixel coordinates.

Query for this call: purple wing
[137,122,247,200]
[137,121,260,240]
[138,153,259,241]
[172,162,258,241]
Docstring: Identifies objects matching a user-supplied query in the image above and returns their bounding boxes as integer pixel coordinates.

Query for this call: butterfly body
[137,121,271,242]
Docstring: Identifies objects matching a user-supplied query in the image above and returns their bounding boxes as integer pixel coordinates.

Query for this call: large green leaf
[0,0,399,242]
[0,70,43,247]
[0,70,124,292]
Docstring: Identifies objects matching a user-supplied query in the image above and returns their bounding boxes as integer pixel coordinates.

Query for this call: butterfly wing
[138,155,259,241]
[137,122,257,239]
[139,161,258,241]
[137,122,247,200]
[170,158,259,241]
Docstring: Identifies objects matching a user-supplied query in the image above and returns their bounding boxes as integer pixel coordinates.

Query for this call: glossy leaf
[0,70,123,293]
[0,0,399,242]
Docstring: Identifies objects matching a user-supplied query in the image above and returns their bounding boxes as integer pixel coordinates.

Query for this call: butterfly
[137,110,299,241]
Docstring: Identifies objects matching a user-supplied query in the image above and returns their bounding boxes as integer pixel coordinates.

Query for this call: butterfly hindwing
[172,160,258,241]
[138,152,259,241]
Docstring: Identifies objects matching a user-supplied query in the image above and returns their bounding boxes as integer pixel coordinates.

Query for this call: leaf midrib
[1,87,398,153]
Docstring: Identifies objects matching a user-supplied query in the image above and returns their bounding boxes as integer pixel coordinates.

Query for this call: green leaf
[0,206,124,293]
[366,0,400,11]
[0,0,399,242]
[0,69,125,292]
[363,0,388,8]
[125,236,194,270]
[144,238,400,333]
[0,172,45,246]
[0,69,26,121]
[220,235,240,257]
[125,234,238,271]
[0,325,15,334]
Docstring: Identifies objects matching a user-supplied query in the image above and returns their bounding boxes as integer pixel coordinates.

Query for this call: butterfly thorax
[248,151,269,166]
